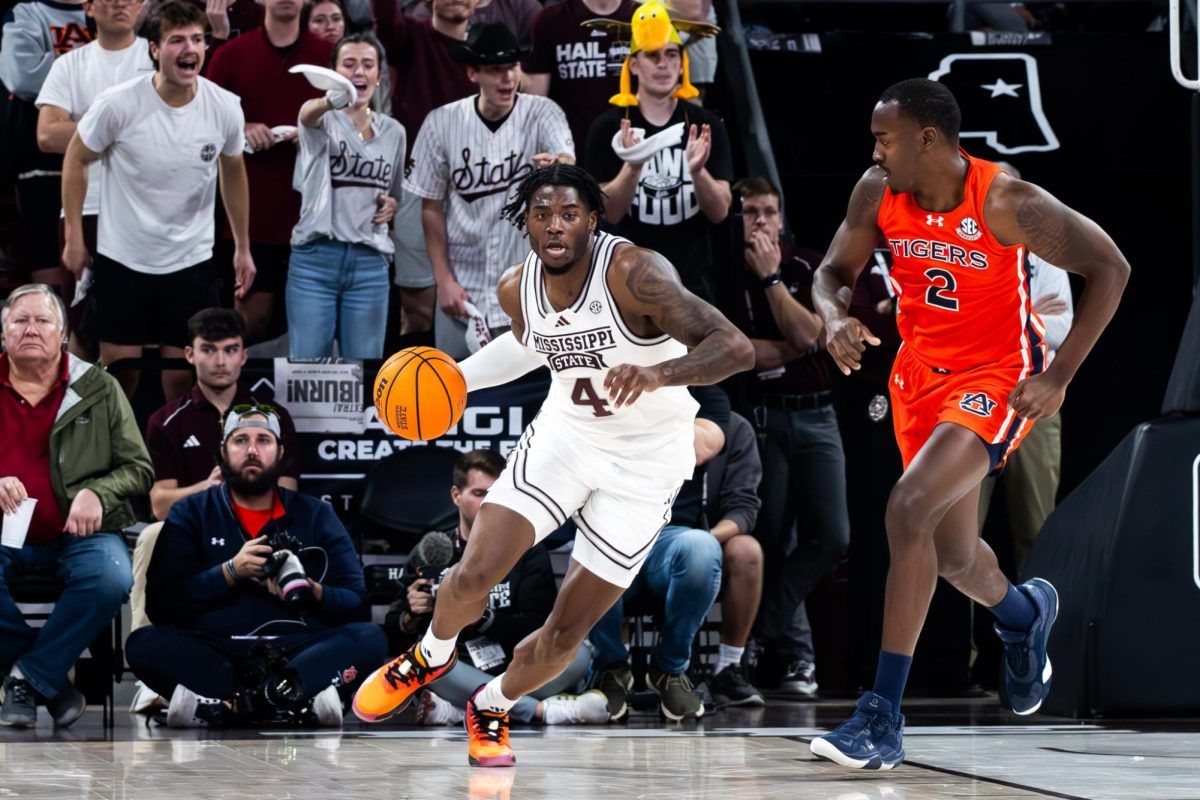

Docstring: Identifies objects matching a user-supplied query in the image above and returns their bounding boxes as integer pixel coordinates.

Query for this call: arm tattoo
[848,170,886,223]
[1016,190,1076,265]
[624,251,752,386]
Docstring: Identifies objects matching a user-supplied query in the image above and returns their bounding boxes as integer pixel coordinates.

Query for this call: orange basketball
[373,347,467,441]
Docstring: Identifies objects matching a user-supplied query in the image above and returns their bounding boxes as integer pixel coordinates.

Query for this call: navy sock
[871,650,912,710]
[989,583,1037,632]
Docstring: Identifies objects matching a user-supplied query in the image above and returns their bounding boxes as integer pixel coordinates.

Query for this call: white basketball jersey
[517,232,700,478]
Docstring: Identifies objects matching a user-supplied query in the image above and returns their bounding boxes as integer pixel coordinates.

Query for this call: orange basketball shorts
[888,344,1043,475]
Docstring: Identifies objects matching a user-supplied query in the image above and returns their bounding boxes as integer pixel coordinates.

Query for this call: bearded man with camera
[125,407,387,728]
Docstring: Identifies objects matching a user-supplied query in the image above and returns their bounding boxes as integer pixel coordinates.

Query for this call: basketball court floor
[1,696,1194,800]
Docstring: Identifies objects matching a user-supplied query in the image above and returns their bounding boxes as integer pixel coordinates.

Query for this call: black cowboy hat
[450,22,530,66]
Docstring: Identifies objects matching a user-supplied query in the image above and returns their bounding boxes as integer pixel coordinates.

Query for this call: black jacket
[385,532,557,673]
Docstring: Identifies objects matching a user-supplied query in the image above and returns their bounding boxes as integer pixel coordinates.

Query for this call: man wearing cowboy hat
[405,22,575,358]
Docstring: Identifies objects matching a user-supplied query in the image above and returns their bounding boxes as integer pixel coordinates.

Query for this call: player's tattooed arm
[604,248,754,406]
[986,174,1130,416]
[813,166,887,375]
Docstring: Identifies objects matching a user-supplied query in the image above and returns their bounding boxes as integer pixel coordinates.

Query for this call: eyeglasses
[230,402,277,415]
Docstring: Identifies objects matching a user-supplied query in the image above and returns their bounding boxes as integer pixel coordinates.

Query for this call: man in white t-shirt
[36,0,155,359]
[60,0,254,401]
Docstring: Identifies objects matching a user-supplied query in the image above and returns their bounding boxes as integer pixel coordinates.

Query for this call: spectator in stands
[0,0,90,300]
[703,411,766,708]
[732,177,848,697]
[406,23,574,356]
[305,0,344,41]
[979,162,1074,578]
[522,0,635,156]
[178,0,264,57]
[127,406,386,728]
[386,449,608,727]
[589,386,726,721]
[61,0,255,402]
[145,308,299,521]
[673,0,718,95]
[0,284,151,728]
[343,0,480,350]
[584,11,732,303]
[206,0,333,344]
[35,0,155,362]
[409,0,541,44]
[289,33,403,358]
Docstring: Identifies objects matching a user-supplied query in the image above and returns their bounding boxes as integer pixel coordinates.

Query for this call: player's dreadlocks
[500,164,608,231]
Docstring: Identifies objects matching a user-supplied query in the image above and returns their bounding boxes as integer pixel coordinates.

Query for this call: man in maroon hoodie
[207,0,333,342]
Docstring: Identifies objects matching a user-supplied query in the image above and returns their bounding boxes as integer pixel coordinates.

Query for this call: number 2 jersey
[515,232,700,479]
[878,151,1047,374]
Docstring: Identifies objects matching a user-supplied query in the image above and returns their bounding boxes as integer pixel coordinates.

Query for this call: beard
[219,456,285,498]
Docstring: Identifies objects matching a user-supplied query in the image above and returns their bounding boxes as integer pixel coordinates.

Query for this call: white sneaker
[129,681,167,714]
[414,690,465,726]
[543,689,610,724]
[166,685,232,728]
[311,686,344,728]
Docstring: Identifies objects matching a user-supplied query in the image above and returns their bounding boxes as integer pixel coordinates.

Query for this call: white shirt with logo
[77,74,245,274]
[36,38,155,217]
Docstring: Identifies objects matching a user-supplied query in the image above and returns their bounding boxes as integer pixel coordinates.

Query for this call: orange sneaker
[465,686,516,767]
[352,644,457,722]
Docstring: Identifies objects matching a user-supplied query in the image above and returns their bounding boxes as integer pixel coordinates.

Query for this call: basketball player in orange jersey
[353,164,754,766]
[809,79,1129,770]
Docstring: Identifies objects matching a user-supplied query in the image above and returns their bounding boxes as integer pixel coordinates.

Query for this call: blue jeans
[0,532,133,698]
[589,525,722,675]
[287,237,390,359]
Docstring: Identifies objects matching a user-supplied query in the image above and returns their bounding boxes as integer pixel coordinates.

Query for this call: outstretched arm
[812,167,887,374]
[456,264,543,391]
[604,247,754,406]
[985,175,1129,418]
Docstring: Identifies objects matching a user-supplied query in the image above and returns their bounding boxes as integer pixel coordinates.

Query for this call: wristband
[760,272,783,289]
[225,559,238,581]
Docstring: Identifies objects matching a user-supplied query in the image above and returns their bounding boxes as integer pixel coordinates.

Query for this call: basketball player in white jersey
[353,164,753,765]
[405,22,575,359]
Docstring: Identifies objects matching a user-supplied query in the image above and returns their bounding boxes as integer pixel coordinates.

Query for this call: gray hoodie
[0,0,89,101]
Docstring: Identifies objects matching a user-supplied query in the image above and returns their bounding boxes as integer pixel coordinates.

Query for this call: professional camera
[260,529,313,607]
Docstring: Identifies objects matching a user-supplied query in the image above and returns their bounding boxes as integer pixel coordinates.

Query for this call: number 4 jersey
[515,231,700,479]
[879,151,1047,473]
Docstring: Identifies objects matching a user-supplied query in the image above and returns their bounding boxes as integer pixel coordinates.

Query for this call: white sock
[715,644,744,674]
[474,676,518,715]
[419,628,458,667]
[9,664,24,681]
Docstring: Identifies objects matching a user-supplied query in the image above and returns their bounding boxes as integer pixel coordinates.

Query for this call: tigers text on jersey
[404,93,574,329]
[515,232,699,479]
[878,151,1046,374]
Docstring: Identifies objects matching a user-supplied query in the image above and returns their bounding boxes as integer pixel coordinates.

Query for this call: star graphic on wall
[981,79,1023,98]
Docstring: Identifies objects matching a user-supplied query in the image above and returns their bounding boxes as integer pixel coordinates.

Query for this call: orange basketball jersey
[877,151,1047,374]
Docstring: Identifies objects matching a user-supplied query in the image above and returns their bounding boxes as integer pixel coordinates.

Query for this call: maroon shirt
[206,28,334,245]
[145,384,301,487]
[522,0,635,155]
[0,354,68,545]
[371,5,475,159]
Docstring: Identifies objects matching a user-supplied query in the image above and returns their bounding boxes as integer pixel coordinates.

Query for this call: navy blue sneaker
[810,691,905,770]
[996,577,1059,716]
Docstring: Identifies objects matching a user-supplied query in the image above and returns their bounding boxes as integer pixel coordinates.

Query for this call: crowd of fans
[0,0,1075,728]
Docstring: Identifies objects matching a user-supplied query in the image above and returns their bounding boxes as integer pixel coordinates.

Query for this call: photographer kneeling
[126,407,387,727]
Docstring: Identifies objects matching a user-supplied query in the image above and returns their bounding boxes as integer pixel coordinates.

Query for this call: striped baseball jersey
[405,93,574,328]
[516,232,699,479]
[878,151,1046,373]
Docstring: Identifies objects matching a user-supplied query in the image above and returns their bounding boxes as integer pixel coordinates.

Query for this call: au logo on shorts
[960,391,998,417]
[200,143,217,163]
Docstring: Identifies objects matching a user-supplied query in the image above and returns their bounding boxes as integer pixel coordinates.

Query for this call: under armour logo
[211,537,225,546]
[554,316,570,327]
[893,373,905,391]
[183,435,201,448]
[926,215,944,227]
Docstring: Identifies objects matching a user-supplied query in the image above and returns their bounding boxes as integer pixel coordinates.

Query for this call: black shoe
[647,668,704,720]
[592,664,634,721]
[709,664,765,708]
[0,676,37,728]
[779,660,818,698]
[47,684,86,728]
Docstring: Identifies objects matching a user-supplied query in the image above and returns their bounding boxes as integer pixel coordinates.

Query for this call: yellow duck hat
[610,2,699,107]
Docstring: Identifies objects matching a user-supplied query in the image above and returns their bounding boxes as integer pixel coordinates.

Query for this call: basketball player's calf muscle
[619,249,754,386]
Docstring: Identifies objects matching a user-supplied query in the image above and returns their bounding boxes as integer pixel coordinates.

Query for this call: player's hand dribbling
[437,277,471,319]
[824,317,880,375]
[604,364,663,408]
[1009,371,1067,420]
